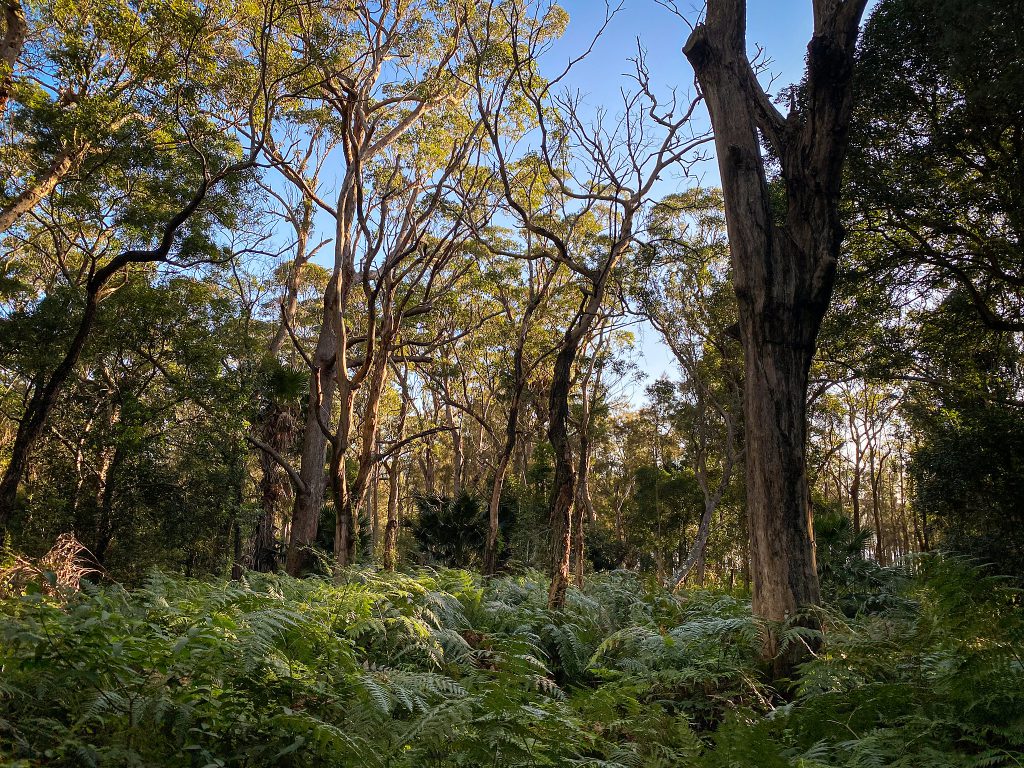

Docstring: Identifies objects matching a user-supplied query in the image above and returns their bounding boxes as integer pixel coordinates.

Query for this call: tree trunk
[0,0,27,120]
[382,459,402,571]
[869,449,886,564]
[484,448,513,575]
[285,277,339,575]
[0,145,89,235]
[0,289,101,526]
[571,464,586,589]
[332,321,392,570]
[684,0,866,675]
[93,444,121,567]
[741,328,821,622]
[447,402,463,498]
[329,383,356,569]
[545,296,603,608]
[484,360,524,575]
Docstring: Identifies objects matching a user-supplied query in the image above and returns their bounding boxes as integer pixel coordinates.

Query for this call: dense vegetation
[1,0,1022,763]
[2,554,1022,767]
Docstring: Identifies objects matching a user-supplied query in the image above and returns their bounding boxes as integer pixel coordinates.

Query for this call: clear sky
[545,1,877,404]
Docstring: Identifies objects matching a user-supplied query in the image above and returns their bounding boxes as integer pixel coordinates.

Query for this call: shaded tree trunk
[382,459,402,571]
[546,291,606,609]
[285,276,338,575]
[684,0,867,674]
[252,404,294,572]
[484,272,554,574]
[93,444,121,568]
[571,444,588,588]
[484,339,527,575]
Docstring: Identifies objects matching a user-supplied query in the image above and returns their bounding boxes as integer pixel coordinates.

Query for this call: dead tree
[472,3,711,607]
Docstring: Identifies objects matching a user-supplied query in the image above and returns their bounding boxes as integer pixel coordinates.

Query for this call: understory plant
[0,559,1020,767]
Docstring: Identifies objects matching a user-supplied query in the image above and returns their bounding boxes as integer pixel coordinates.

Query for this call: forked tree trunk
[684,0,867,674]
[546,294,605,609]
[332,309,396,570]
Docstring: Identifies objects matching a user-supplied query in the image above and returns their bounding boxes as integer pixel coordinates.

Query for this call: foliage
[814,511,911,616]
[911,406,1024,580]
[0,562,1020,767]
[411,493,491,569]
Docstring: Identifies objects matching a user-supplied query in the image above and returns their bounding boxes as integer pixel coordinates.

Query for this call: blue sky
[553,1,819,111]
[544,1,876,403]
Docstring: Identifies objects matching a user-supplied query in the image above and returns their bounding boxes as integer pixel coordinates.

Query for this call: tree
[474,4,709,607]
[682,0,868,667]
[848,0,1024,332]
[273,0,497,575]
[631,189,744,587]
[0,0,285,527]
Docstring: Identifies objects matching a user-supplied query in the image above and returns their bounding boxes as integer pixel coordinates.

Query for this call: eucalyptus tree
[630,189,744,588]
[481,257,563,573]
[472,3,710,607]
[681,0,868,667]
[246,126,336,572]
[0,0,287,527]
[569,316,633,586]
[270,0,512,573]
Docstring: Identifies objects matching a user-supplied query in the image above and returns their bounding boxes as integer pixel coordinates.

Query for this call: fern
[0,560,1021,766]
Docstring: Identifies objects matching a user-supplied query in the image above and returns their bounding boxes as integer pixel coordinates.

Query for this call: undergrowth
[0,560,1021,766]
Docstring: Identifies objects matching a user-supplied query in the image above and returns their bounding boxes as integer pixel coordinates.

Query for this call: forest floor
[0,560,1022,767]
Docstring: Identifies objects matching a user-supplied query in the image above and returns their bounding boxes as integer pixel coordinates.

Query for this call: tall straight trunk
[252,404,293,571]
[93,444,121,567]
[576,432,597,525]
[484,351,526,575]
[741,327,820,620]
[329,383,356,568]
[285,277,339,575]
[447,402,463,499]
[369,463,380,560]
[571,444,588,588]
[905,463,924,551]
[869,450,886,564]
[484,434,515,575]
[684,0,867,673]
[383,397,408,571]
[383,460,402,571]
[850,428,863,535]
